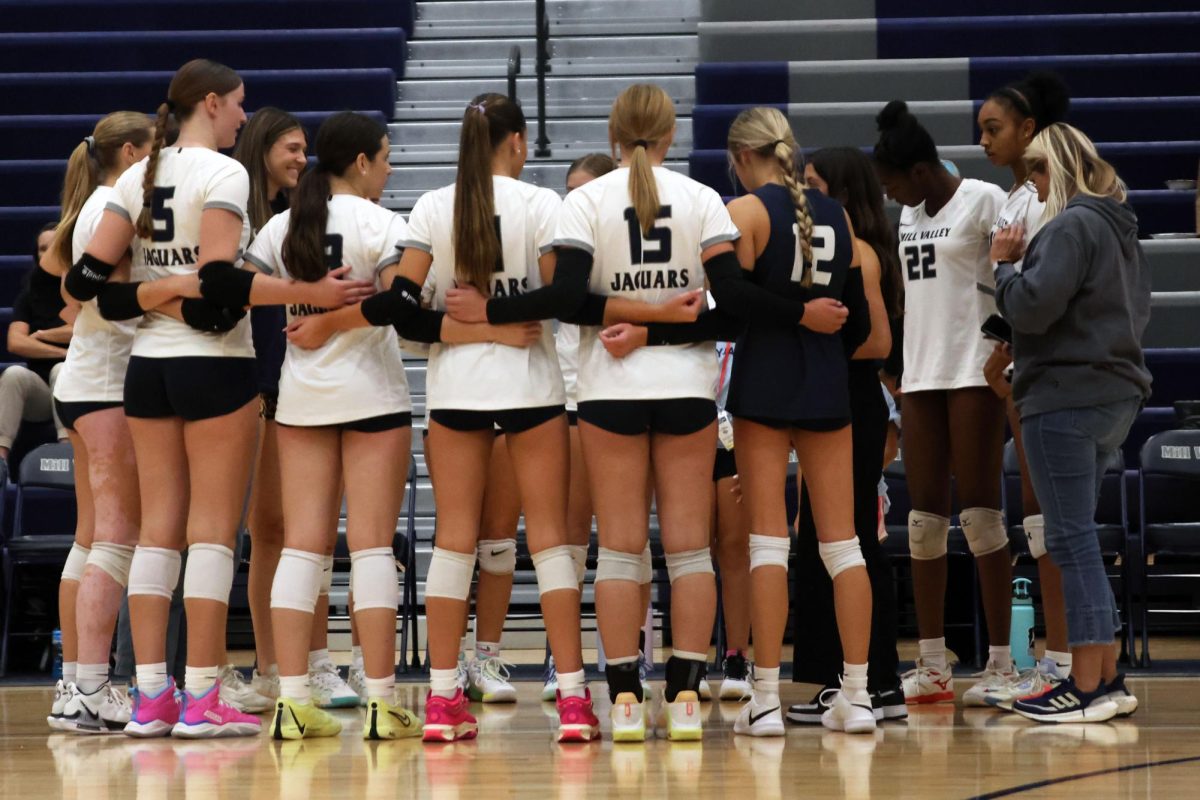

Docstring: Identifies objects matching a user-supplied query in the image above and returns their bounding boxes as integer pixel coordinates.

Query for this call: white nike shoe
[820,686,876,734]
[733,692,785,737]
[60,682,131,734]
[218,665,274,713]
[48,679,70,731]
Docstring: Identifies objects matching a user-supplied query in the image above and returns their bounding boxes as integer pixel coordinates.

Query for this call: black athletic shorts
[54,399,124,432]
[713,447,737,481]
[566,409,579,427]
[278,411,412,433]
[124,356,258,422]
[260,392,278,422]
[737,413,851,433]
[429,405,564,435]
[577,398,717,437]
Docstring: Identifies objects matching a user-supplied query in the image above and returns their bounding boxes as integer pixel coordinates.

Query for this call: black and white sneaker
[718,653,753,701]
[1101,674,1138,717]
[871,687,909,721]
[786,686,837,724]
[1012,677,1118,724]
[59,682,131,734]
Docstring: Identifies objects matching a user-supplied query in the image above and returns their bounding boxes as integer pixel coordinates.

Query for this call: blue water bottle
[1009,578,1035,671]
[51,629,63,680]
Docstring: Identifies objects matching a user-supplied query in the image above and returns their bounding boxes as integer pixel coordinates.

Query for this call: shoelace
[107,685,132,712]
[478,655,514,684]
[311,662,344,688]
[817,687,841,708]
[221,665,250,692]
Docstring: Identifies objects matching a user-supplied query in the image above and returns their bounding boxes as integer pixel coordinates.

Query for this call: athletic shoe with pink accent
[124,679,180,738]
[172,681,262,739]
[422,689,478,743]
[555,689,601,743]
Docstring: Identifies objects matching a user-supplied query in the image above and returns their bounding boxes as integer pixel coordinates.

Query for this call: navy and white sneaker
[1100,674,1138,717]
[786,685,837,724]
[1012,677,1118,724]
[871,686,909,721]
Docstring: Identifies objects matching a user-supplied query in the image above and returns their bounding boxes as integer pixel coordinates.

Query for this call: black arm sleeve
[840,267,871,357]
[394,308,445,344]
[360,275,423,327]
[703,250,806,326]
[64,252,117,301]
[96,281,145,320]
[198,260,255,308]
[485,248,592,324]
[644,309,746,346]
[181,297,246,333]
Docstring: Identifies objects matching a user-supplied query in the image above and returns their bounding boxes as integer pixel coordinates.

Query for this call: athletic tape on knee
[819,538,866,580]
[424,547,474,601]
[183,543,235,604]
[1024,514,1047,560]
[350,547,399,611]
[639,542,652,585]
[61,543,90,582]
[477,538,517,576]
[320,554,334,596]
[532,545,579,596]
[87,542,135,587]
[748,534,790,571]
[961,507,1008,557]
[271,549,325,613]
[568,544,588,585]
[908,510,950,561]
[595,547,645,584]
[665,548,714,584]
[127,546,182,599]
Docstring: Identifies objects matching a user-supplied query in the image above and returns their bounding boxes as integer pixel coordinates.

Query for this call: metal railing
[506,45,520,104]
[534,0,551,157]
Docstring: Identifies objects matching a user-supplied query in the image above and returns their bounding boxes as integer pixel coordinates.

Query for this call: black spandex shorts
[278,412,412,434]
[737,413,850,433]
[260,392,278,422]
[54,399,124,432]
[429,405,564,435]
[124,356,258,422]
[713,447,737,481]
[566,409,579,427]
[577,398,716,437]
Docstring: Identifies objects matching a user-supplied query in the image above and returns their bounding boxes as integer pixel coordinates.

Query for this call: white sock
[184,665,219,697]
[308,648,333,670]
[279,674,311,704]
[136,663,169,696]
[364,675,394,702]
[557,669,586,699]
[76,662,109,694]
[1043,650,1072,676]
[475,641,501,661]
[918,637,948,671]
[988,645,1013,671]
[62,661,78,686]
[753,665,780,699]
[351,645,363,670]
[430,668,459,700]
[842,662,869,694]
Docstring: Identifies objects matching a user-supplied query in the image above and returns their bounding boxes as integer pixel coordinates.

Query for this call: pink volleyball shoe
[124,678,180,738]
[172,680,262,739]
[556,689,601,743]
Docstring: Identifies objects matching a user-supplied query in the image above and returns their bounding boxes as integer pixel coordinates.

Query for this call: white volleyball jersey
[53,186,138,402]
[898,178,1005,392]
[245,194,412,426]
[109,147,253,359]
[991,181,1044,272]
[554,166,739,402]
[555,323,580,411]
[405,175,565,411]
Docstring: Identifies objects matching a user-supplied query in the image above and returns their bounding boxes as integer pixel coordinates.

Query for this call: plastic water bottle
[1009,578,1035,671]
[51,629,63,680]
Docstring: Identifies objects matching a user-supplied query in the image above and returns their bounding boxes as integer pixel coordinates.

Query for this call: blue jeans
[1023,398,1140,647]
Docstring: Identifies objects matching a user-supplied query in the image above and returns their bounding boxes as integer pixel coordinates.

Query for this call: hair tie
[164,99,177,113]
[83,135,96,156]
[468,101,488,116]
[632,139,649,149]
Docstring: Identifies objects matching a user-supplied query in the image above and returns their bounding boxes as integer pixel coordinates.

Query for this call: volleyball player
[871,101,1015,705]
[41,112,152,733]
[67,60,372,738]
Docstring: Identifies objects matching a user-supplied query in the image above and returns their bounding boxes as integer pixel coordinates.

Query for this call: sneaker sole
[879,705,909,721]
[171,721,261,739]
[65,718,127,735]
[422,723,477,742]
[734,722,785,737]
[540,687,558,703]
[123,720,176,738]
[224,698,273,714]
[1013,701,1119,724]
[823,716,877,734]
[786,711,825,725]
[719,686,752,701]
[666,725,703,741]
[905,691,955,705]
[611,725,647,743]
[317,696,361,709]
[1114,696,1138,716]
[557,724,600,743]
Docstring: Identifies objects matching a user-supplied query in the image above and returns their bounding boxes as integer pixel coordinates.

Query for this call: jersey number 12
[792,224,836,286]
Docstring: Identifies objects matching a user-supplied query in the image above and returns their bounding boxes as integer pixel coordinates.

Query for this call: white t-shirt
[898,178,1006,392]
[245,195,412,426]
[554,167,739,402]
[405,175,565,411]
[555,323,580,411]
[991,181,1044,272]
[108,147,253,359]
[53,186,138,402]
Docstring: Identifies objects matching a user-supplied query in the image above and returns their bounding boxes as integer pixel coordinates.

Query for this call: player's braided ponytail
[135,102,171,239]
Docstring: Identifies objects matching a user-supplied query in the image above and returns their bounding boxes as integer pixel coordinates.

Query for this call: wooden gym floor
[2,676,1199,799]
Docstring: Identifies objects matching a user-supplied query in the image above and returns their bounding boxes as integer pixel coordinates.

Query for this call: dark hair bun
[876,100,911,133]
[1022,70,1070,128]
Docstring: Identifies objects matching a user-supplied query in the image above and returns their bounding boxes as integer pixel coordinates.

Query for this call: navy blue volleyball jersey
[725,183,854,423]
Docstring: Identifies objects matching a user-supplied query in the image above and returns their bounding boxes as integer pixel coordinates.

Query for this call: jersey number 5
[792,223,836,285]
[624,206,672,265]
[904,244,936,281]
[150,187,175,243]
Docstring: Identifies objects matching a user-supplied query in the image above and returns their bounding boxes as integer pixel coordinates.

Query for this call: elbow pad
[181,297,246,333]
[485,248,593,325]
[96,282,145,321]
[64,252,117,301]
[395,308,444,344]
[199,260,255,308]
[361,276,422,327]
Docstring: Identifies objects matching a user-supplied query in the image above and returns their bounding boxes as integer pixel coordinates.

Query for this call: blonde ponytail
[609,84,675,236]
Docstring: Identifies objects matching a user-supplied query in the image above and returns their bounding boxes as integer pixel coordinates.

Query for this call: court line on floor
[968,754,1200,799]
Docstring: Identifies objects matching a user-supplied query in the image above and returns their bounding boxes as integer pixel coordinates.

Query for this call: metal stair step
[395,74,695,118]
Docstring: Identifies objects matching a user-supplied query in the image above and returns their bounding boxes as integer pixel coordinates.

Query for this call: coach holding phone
[990,122,1151,724]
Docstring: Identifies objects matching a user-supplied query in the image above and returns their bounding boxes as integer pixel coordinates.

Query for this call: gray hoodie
[995,194,1152,419]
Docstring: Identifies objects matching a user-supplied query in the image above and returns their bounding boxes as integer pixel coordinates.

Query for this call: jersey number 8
[792,223,836,286]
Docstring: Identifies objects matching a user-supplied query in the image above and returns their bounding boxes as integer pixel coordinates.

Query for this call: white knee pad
[183,543,235,604]
[748,534,790,571]
[961,507,1008,557]
[639,542,653,585]
[350,547,399,611]
[477,538,517,576]
[424,547,475,601]
[665,548,714,584]
[532,545,579,596]
[1024,514,1047,560]
[595,547,645,584]
[319,554,334,596]
[127,546,182,599]
[271,548,325,613]
[61,543,90,582]
[568,544,588,585]
[819,538,866,580]
[87,542,135,587]
[908,511,950,561]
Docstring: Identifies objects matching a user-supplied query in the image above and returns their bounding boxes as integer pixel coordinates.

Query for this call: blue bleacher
[875,1,1190,15]
[0,208,57,260]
